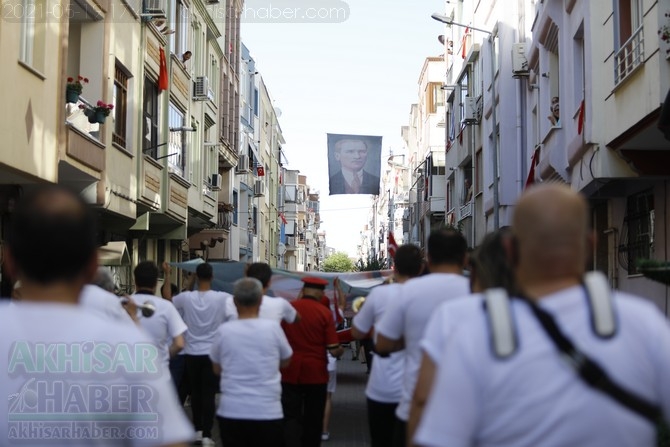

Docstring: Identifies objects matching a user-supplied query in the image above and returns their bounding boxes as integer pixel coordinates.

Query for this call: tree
[355,255,388,271]
[322,252,356,272]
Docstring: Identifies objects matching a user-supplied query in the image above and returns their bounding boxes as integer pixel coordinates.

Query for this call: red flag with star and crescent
[388,231,399,259]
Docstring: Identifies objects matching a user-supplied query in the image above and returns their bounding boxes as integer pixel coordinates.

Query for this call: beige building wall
[0,1,64,183]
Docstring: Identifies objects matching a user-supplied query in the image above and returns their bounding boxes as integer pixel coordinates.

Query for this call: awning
[98,241,130,266]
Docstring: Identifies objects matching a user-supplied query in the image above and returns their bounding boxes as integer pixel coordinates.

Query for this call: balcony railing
[460,202,473,220]
[65,96,102,141]
[614,26,644,85]
[216,209,232,231]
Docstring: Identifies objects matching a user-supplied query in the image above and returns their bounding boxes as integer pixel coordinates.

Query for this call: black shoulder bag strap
[522,292,664,427]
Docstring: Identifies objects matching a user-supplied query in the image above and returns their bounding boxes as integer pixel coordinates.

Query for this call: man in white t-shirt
[132,261,187,371]
[375,229,469,447]
[0,185,193,446]
[225,262,300,324]
[79,283,135,324]
[172,262,232,446]
[210,277,292,447]
[352,243,424,447]
[413,184,670,447]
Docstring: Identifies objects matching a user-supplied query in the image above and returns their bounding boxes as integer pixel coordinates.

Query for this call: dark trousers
[367,398,398,447]
[185,354,217,438]
[217,417,285,447]
[281,382,327,447]
[169,354,190,405]
[391,416,407,447]
[361,338,374,372]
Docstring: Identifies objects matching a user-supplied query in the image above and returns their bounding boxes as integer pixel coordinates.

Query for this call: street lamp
[431,13,500,230]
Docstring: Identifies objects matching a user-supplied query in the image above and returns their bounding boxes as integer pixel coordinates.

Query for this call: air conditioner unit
[463,97,480,124]
[287,236,295,247]
[253,179,265,197]
[512,43,530,77]
[193,76,209,100]
[142,0,166,18]
[211,173,222,191]
[235,155,250,173]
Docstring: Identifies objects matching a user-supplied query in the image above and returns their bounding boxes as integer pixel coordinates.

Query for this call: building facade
[0,0,245,293]
[425,0,670,309]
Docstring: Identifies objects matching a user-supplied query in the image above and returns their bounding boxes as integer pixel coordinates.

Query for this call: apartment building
[280,171,321,272]
[232,45,284,265]
[526,0,670,306]
[363,151,412,261]
[402,58,449,248]
[0,0,244,293]
[424,0,670,307]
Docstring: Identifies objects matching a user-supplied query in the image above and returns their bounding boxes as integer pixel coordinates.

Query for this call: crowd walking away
[2,182,670,447]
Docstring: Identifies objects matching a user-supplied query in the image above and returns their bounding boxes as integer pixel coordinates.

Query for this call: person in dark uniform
[281,277,345,447]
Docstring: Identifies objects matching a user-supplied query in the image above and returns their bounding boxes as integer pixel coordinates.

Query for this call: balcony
[614,26,644,86]
[460,202,473,220]
[65,97,103,143]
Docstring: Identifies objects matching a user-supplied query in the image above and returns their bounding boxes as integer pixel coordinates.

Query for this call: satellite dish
[277,242,287,256]
[274,107,282,118]
[438,35,446,45]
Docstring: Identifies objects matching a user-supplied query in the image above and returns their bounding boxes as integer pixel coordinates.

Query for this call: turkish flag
[158,48,168,91]
[525,148,540,189]
[256,166,265,176]
[388,231,398,259]
[461,27,470,59]
[279,212,287,225]
[577,99,585,135]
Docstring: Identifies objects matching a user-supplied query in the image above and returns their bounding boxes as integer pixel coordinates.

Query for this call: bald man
[412,184,670,447]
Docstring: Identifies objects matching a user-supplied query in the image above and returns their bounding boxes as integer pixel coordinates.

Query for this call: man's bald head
[513,184,591,281]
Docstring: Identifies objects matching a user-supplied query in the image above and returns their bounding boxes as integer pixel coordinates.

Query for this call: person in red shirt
[281,277,344,447]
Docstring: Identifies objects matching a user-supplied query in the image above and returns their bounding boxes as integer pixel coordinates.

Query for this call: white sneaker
[194,430,203,444]
[321,432,330,441]
[202,437,215,446]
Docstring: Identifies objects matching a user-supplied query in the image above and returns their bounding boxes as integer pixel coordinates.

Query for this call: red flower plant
[66,75,89,94]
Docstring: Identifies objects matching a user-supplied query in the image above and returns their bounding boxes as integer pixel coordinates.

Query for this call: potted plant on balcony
[66,75,88,103]
[660,11,670,58]
[88,101,114,124]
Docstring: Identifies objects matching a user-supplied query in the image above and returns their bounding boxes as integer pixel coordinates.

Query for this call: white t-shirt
[415,287,670,447]
[134,293,188,368]
[79,285,134,324]
[225,294,298,324]
[376,273,469,421]
[352,283,404,403]
[209,319,292,420]
[173,290,233,355]
[0,301,194,446]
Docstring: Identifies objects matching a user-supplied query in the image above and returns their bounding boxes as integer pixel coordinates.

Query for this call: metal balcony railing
[614,26,644,85]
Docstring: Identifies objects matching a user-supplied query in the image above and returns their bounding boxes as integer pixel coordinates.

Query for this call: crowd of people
[1,183,670,447]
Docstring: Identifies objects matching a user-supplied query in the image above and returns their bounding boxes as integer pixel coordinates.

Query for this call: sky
[241,0,445,257]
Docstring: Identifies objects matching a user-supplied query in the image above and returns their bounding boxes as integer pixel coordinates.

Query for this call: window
[19,0,46,71]
[458,71,469,124]
[573,23,585,112]
[143,78,159,159]
[624,190,654,275]
[168,103,186,176]
[426,82,444,114]
[475,149,483,193]
[113,63,129,149]
[232,190,238,225]
[209,54,219,100]
[613,0,644,84]
[170,0,189,57]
